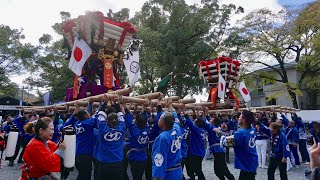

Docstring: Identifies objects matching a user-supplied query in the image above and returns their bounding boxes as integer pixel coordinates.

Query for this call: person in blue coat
[145,111,157,180]
[176,112,188,180]
[63,105,98,180]
[52,110,64,144]
[255,116,269,169]
[96,102,126,180]
[221,117,232,164]
[16,113,32,164]
[259,122,290,180]
[280,113,289,128]
[221,110,258,180]
[286,120,300,166]
[292,113,310,164]
[175,104,189,180]
[123,104,149,180]
[152,111,182,180]
[203,115,235,180]
[184,112,206,180]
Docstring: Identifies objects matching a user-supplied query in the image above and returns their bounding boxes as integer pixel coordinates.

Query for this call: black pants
[267,157,287,180]
[93,158,100,180]
[186,154,206,180]
[130,160,146,180]
[18,138,29,162]
[239,170,256,180]
[145,152,152,180]
[225,147,230,163]
[186,155,193,179]
[98,161,124,180]
[213,153,235,180]
[181,157,187,180]
[75,154,93,180]
[123,146,130,180]
[299,139,310,162]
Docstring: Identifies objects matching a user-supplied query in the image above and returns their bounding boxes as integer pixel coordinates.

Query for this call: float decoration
[198,56,247,109]
[61,11,139,102]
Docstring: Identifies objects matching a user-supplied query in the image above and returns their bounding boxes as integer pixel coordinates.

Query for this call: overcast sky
[0,0,314,97]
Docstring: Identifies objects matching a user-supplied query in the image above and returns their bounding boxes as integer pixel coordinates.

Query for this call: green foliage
[131,0,242,97]
[0,25,37,98]
[111,8,130,22]
[225,6,320,108]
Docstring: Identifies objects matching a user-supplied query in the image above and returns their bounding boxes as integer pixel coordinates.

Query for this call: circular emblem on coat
[105,62,112,69]
[104,131,122,142]
[75,127,85,134]
[130,61,140,74]
[154,153,164,167]
[286,144,290,152]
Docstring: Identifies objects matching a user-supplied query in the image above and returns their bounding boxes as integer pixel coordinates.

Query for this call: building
[0,96,32,116]
[248,62,320,109]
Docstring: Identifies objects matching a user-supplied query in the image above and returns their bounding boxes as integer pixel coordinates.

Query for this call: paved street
[0,150,309,180]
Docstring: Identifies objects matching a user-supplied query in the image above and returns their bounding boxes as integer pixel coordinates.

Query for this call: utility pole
[19,86,24,116]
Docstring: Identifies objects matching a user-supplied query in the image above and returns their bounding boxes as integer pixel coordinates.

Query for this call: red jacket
[20,137,60,180]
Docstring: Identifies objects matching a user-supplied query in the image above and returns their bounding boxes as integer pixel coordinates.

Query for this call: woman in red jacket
[20,117,65,180]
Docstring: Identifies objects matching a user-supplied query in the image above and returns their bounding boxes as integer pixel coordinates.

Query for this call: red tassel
[73,75,79,100]
[210,87,218,109]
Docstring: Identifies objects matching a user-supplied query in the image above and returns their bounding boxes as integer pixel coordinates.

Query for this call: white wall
[296,110,320,123]
[275,110,320,123]
[250,67,301,108]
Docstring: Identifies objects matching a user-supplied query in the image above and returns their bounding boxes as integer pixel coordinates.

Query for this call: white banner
[43,92,50,106]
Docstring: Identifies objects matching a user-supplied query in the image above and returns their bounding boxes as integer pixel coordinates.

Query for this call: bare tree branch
[256,60,284,79]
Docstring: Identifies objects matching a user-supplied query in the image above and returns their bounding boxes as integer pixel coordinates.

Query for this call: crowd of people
[0,94,318,180]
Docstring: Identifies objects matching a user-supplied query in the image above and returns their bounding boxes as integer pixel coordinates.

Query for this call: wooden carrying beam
[67,88,134,106]
[121,96,149,104]
[134,92,161,99]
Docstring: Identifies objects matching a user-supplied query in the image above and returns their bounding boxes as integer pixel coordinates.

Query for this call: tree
[227,1,320,109]
[291,1,320,109]
[0,25,37,98]
[231,8,302,108]
[130,0,243,97]
[23,16,74,102]
[0,68,19,97]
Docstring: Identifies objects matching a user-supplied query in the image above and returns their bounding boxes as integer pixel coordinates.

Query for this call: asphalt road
[0,150,309,180]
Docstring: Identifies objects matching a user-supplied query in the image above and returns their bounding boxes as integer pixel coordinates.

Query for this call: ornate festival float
[198,56,247,109]
[62,11,141,102]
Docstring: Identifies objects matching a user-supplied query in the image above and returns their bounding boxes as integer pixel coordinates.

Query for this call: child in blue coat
[123,104,149,180]
[259,122,290,180]
[184,113,206,180]
[63,105,99,180]
[286,120,300,166]
[96,102,126,180]
[203,116,235,180]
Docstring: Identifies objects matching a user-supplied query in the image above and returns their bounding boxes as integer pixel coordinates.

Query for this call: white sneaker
[262,166,268,169]
[305,162,310,165]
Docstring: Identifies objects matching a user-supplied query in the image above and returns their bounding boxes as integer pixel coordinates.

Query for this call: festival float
[62,11,141,102]
[198,56,248,109]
